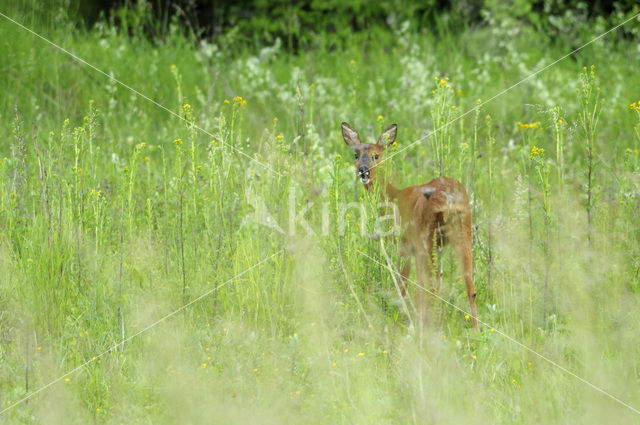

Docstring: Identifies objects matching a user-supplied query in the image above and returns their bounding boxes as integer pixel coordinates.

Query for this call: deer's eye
[374,154,379,160]
[354,154,359,160]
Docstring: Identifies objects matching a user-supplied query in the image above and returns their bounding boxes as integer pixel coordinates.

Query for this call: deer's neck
[368,172,400,202]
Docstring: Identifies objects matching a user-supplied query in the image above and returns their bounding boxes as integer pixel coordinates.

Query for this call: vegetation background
[1,0,640,423]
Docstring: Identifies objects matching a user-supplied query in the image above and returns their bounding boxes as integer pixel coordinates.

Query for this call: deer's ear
[341,122,361,147]
[377,124,397,146]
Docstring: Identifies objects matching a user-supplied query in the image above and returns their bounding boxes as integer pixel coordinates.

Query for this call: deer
[341,122,479,330]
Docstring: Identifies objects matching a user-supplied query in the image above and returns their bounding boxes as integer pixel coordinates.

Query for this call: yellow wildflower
[202,363,207,368]
[170,64,176,70]
[377,114,384,122]
[357,352,364,357]
[518,121,541,130]
[529,145,544,159]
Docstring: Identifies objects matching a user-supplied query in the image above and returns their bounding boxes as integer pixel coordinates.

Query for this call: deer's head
[341,122,397,186]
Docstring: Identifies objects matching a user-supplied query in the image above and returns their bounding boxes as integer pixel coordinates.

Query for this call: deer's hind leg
[452,216,479,330]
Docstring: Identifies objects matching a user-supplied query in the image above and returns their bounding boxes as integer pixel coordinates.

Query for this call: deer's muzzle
[358,167,370,184]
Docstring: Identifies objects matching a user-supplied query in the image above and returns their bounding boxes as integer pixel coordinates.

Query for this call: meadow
[1,3,640,424]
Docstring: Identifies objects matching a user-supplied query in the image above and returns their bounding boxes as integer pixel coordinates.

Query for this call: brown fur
[342,122,479,330]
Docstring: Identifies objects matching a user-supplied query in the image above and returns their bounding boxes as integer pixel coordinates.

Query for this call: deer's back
[395,177,471,243]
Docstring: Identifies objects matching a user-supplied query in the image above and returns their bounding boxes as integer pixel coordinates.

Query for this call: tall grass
[1,5,640,424]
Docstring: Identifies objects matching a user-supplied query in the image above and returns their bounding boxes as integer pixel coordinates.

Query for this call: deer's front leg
[396,234,412,296]
[398,259,411,296]
[415,237,441,329]
[414,249,428,328]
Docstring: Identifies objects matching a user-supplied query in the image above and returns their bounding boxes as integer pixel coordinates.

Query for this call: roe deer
[341,122,478,330]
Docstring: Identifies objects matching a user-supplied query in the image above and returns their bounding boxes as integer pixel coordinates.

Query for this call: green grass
[1,4,640,424]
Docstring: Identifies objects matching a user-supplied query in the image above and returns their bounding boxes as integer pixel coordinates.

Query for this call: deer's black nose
[358,166,369,176]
